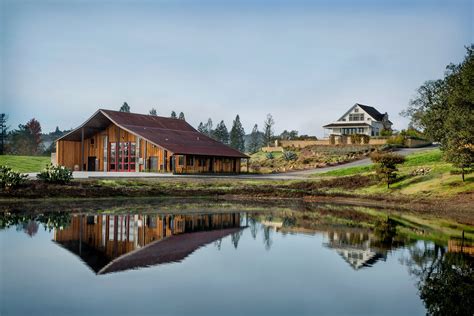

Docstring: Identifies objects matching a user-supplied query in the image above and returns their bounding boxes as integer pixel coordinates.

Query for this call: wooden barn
[55,109,249,174]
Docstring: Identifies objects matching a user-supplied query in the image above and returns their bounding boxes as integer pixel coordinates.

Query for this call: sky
[1,0,472,137]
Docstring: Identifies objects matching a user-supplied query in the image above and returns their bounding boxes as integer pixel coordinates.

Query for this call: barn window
[198,158,206,167]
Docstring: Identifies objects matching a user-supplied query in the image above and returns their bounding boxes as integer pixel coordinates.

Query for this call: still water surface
[1,201,472,316]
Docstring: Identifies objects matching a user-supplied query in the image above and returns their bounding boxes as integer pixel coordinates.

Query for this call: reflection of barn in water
[54,213,244,274]
[448,238,474,256]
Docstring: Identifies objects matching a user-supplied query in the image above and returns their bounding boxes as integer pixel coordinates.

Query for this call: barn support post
[135,136,140,173]
[144,140,148,171]
[184,154,187,173]
[81,127,84,171]
[172,155,176,174]
[116,126,120,171]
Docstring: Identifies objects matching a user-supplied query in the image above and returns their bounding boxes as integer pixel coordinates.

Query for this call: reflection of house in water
[54,213,244,274]
[259,220,387,270]
[323,230,386,270]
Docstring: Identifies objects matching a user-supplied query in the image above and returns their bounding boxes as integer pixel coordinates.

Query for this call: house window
[358,128,365,133]
[354,108,359,112]
[178,156,184,166]
[342,128,361,135]
[349,114,364,121]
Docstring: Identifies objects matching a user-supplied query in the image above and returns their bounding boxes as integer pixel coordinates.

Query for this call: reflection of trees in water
[263,225,273,251]
[249,217,258,240]
[1,212,71,236]
[371,218,415,251]
[21,221,39,237]
[231,230,243,249]
[282,216,296,228]
[214,238,222,250]
[403,242,474,316]
[247,215,272,250]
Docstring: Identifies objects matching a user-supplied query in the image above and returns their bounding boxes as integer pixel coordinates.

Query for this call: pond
[1,199,473,316]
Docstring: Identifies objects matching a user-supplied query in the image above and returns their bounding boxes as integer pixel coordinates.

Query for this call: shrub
[361,135,370,144]
[370,152,406,188]
[380,129,393,137]
[283,151,298,161]
[350,134,360,144]
[387,135,406,146]
[265,152,274,160]
[250,163,261,172]
[37,164,73,184]
[349,134,370,144]
[0,165,27,189]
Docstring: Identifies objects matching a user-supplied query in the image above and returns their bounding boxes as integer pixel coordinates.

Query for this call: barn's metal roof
[57,109,248,158]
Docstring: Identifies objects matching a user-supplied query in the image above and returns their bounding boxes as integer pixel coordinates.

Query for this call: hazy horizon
[1,0,472,137]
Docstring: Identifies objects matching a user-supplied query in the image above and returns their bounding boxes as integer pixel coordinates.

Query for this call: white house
[323,103,393,137]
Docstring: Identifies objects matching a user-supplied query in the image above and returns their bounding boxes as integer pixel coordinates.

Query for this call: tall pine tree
[230,114,245,151]
[197,122,206,133]
[205,118,213,137]
[263,113,275,146]
[0,113,8,155]
[119,102,130,112]
[248,124,262,153]
[213,120,229,144]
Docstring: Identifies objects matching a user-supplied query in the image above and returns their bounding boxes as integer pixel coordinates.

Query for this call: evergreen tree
[178,112,185,120]
[9,118,43,155]
[170,111,177,119]
[0,113,8,155]
[205,118,213,137]
[263,113,275,146]
[25,118,42,155]
[197,122,206,134]
[248,124,262,153]
[213,120,229,144]
[9,124,34,155]
[119,102,130,112]
[230,114,245,151]
[149,108,157,116]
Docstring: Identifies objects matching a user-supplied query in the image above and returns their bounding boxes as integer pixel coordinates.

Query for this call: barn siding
[56,123,244,173]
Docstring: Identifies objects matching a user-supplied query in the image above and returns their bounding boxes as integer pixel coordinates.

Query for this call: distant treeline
[0,114,70,156]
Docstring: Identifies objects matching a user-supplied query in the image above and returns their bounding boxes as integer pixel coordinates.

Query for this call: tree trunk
[462,168,465,182]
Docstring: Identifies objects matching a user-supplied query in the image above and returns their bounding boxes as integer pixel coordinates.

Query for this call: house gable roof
[57,109,248,158]
[357,104,386,121]
[336,103,387,122]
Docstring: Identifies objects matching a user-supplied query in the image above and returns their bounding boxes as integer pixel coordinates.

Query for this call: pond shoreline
[2,179,473,225]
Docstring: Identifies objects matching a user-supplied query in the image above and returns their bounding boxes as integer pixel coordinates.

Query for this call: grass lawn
[311,149,474,197]
[312,164,374,177]
[403,148,443,166]
[0,155,50,173]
